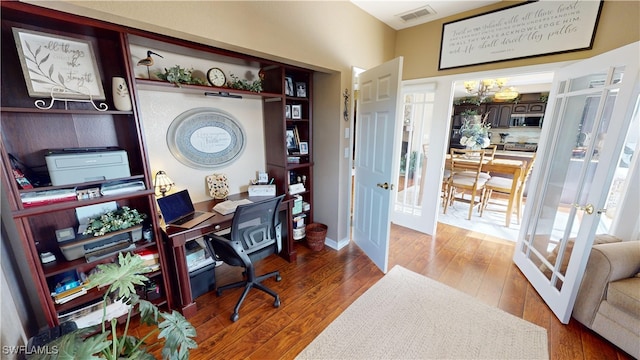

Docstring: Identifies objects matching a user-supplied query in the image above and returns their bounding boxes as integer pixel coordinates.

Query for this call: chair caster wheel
[216,290,222,297]
[231,313,239,322]
[274,296,281,308]
[276,275,282,282]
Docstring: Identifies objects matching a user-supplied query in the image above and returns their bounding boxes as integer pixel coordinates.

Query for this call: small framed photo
[286,126,300,151]
[285,105,291,119]
[285,76,294,96]
[291,104,302,119]
[299,141,309,155]
[295,82,307,97]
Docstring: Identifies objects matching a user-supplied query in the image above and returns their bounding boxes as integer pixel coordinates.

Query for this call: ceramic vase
[112,77,132,111]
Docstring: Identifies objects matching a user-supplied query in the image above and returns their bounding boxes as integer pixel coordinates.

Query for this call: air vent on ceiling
[397,6,435,22]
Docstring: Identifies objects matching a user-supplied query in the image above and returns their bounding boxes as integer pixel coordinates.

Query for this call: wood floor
[132,222,633,360]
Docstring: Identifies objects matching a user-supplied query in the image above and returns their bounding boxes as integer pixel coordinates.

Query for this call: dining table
[446,154,527,227]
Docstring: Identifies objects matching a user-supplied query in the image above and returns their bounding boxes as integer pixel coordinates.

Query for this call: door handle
[573,203,606,215]
[377,182,394,190]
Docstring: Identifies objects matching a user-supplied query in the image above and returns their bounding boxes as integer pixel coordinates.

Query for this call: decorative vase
[206,173,229,199]
[112,77,132,111]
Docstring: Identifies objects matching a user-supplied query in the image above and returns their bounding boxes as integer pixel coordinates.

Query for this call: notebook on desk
[157,190,215,229]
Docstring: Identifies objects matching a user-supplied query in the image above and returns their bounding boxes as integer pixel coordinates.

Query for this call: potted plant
[157,65,206,87]
[82,206,146,237]
[29,253,197,360]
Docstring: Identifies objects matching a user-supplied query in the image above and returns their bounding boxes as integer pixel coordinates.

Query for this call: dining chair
[443,148,488,220]
[457,144,496,180]
[480,153,537,226]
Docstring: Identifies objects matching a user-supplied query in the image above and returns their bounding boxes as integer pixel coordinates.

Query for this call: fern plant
[29,253,197,360]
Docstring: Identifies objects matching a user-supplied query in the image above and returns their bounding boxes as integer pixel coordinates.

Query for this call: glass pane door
[514,42,638,323]
[394,89,435,217]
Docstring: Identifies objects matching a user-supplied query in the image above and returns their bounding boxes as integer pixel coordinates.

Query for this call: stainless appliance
[510,113,544,127]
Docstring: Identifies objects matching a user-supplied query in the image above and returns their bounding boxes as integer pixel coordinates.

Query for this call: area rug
[296,265,548,360]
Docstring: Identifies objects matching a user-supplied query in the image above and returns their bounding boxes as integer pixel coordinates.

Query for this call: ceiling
[351,0,554,98]
[350,0,500,31]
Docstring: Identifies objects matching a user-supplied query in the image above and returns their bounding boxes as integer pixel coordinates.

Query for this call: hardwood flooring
[132,223,633,360]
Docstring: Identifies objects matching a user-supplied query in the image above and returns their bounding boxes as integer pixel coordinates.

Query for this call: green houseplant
[82,206,146,237]
[157,65,206,87]
[29,253,197,360]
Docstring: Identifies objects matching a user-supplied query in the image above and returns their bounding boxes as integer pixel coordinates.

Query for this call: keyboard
[172,212,204,225]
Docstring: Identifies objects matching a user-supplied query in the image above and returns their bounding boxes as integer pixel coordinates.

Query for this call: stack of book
[50,275,87,305]
[136,249,160,272]
[52,285,87,304]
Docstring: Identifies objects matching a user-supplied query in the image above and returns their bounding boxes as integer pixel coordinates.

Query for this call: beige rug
[296,265,548,360]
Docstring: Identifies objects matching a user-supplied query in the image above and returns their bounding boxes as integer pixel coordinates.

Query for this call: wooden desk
[163,193,293,318]
[446,156,526,227]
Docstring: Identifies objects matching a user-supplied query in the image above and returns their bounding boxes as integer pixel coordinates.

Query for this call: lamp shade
[154,170,174,196]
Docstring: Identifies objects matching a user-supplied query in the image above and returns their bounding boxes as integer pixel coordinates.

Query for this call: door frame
[348,57,638,248]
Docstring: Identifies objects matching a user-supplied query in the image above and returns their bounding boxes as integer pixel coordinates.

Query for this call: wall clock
[166,107,246,169]
[207,67,226,87]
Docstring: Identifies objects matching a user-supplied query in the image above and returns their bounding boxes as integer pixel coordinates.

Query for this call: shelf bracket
[35,86,108,111]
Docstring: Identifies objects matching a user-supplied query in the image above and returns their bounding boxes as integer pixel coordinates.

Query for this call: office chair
[205,195,285,322]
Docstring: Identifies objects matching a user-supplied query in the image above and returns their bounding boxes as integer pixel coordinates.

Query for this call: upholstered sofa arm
[572,241,640,327]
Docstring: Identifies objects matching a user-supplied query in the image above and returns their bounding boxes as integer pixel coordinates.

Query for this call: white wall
[138,90,265,203]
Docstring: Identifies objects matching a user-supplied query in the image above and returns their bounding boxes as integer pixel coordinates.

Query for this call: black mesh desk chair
[205,195,285,322]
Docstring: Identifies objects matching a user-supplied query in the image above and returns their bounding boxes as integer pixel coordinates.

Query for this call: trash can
[305,223,327,251]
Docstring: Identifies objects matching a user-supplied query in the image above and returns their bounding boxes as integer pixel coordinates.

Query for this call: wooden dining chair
[457,144,496,180]
[480,153,537,226]
[443,148,489,220]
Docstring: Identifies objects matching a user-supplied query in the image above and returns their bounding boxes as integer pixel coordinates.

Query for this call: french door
[392,83,436,233]
[514,43,639,323]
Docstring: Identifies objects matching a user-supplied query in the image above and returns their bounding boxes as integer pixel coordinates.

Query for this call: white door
[392,83,437,232]
[353,57,403,273]
[514,43,639,323]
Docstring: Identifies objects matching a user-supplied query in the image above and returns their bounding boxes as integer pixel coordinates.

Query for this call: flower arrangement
[459,117,491,150]
[83,206,146,237]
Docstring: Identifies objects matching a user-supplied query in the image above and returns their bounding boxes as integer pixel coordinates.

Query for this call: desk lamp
[154,170,174,197]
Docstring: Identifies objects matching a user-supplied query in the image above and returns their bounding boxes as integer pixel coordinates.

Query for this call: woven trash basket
[305,223,327,251]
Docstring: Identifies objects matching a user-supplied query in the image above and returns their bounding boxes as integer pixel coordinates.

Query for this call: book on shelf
[135,248,160,271]
[53,287,87,304]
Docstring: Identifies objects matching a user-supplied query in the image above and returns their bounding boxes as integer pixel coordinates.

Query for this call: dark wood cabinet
[1,2,171,327]
[512,102,545,114]
[485,104,512,128]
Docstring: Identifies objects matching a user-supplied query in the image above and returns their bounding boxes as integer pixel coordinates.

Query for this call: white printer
[46,147,131,186]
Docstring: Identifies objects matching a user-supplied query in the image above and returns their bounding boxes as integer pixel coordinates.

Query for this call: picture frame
[299,141,309,155]
[295,82,307,98]
[438,0,603,70]
[12,27,106,100]
[285,105,291,119]
[285,76,294,96]
[291,104,302,119]
[286,125,300,152]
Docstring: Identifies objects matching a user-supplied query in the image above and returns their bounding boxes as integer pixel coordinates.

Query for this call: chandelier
[463,78,519,101]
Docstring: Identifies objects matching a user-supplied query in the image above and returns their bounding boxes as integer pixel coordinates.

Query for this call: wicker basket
[305,223,327,251]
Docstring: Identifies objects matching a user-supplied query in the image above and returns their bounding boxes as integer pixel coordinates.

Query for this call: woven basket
[305,223,327,251]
